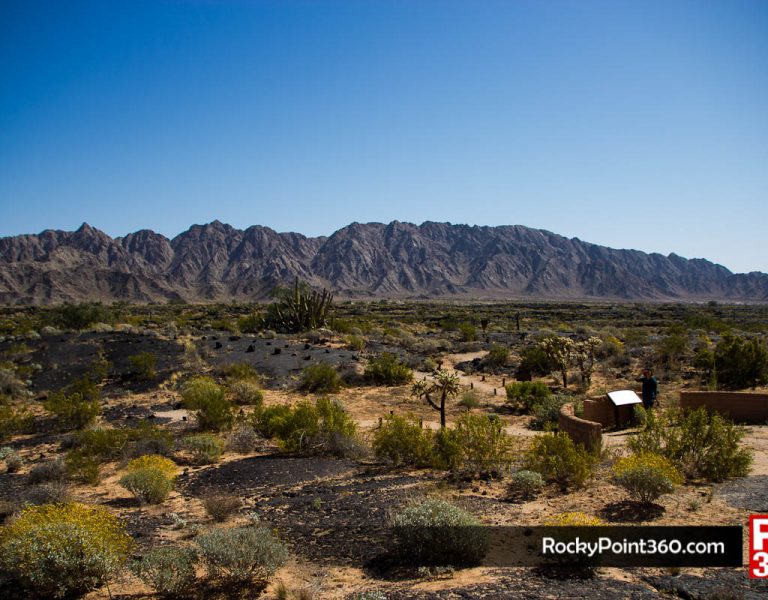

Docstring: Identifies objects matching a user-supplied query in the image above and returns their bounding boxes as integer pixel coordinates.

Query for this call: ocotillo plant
[266,278,334,333]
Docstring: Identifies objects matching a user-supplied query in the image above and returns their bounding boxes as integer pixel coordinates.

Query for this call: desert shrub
[633,404,647,426]
[346,335,366,351]
[485,344,510,368]
[229,380,264,407]
[0,502,131,598]
[714,333,768,389]
[458,322,476,342]
[391,499,489,566]
[46,302,115,330]
[655,332,690,369]
[523,433,597,491]
[124,423,175,458]
[0,367,26,398]
[131,546,198,598]
[237,313,263,333]
[262,397,360,456]
[364,353,413,386]
[449,413,514,475]
[28,458,67,484]
[505,381,551,412]
[44,385,100,430]
[120,455,177,504]
[612,453,682,504]
[181,376,233,431]
[127,454,178,477]
[64,449,102,484]
[529,395,570,431]
[373,413,434,467]
[181,433,224,464]
[120,468,175,504]
[71,427,130,460]
[0,445,22,472]
[196,526,288,585]
[128,351,157,380]
[515,345,556,380]
[508,470,544,501]
[628,408,752,482]
[544,512,601,526]
[0,404,33,441]
[298,362,342,393]
[219,362,259,381]
[23,482,72,506]
[228,423,260,454]
[253,404,293,438]
[457,390,481,409]
[202,491,242,522]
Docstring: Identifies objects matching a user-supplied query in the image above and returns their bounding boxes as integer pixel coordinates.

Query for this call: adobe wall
[679,391,768,424]
[583,396,634,428]
[558,403,602,452]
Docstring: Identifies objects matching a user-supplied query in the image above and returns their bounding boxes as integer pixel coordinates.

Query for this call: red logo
[750,515,768,578]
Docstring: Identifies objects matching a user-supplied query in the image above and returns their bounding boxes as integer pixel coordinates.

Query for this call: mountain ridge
[1,221,766,304]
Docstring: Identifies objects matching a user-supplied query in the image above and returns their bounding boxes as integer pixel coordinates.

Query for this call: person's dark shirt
[636,375,658,402]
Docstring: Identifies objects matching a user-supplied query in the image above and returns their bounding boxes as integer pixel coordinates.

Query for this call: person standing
[636,368,658,409]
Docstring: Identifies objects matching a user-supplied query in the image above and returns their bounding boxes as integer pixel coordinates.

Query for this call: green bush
[65,449,102,484]
[254,397,360,456]
[128,351,157,380]
[229,380,264,407]
[182,433,224,464]
[457,390,481,409]
[373,413,434,467]
[298,362,343,393]
[714,333,768,389]
[364,353,413,386]
[219,362,260,381]
[0,502,132,598]
[46,302,115,330]
[529,395,569,430]
[131,546,197,598]
[505,381,551,412]
[628,408,752,482]
[44,377,101,431]
[612,453,682,504]
[119,455,177,504]
[0,405,33,441]
[523,433,597,491]
[458,322,477,342]
[449,413,514,475]
[196,526,288,585]
[508,470,545,501]
[181,377,233,431]
[392,499,489,566]
[120,469,174,504]
[515,345,556,380]
[485,344,510,368]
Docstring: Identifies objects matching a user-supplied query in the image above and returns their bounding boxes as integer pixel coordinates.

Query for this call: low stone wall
[558,403,602,452]
[583,396,634,428]
[679,391,768,424]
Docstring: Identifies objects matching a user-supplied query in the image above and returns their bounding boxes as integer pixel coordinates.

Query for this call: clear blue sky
[1,1,766,273]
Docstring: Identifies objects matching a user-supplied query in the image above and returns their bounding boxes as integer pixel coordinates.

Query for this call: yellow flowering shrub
[0,502,132,598]
[612,452,682,503]
[544,512,602,526]
[126,454,177,478]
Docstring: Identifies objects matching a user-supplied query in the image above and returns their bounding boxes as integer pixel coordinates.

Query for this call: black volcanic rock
[0,221,766,304]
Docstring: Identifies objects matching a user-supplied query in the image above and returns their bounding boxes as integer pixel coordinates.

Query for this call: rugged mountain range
[1,221,766,304]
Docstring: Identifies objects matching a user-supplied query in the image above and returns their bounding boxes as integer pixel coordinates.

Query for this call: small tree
[411,370,460,429]
[714,333,768,390]
[539,336,574,388]
[572,337,602,389]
